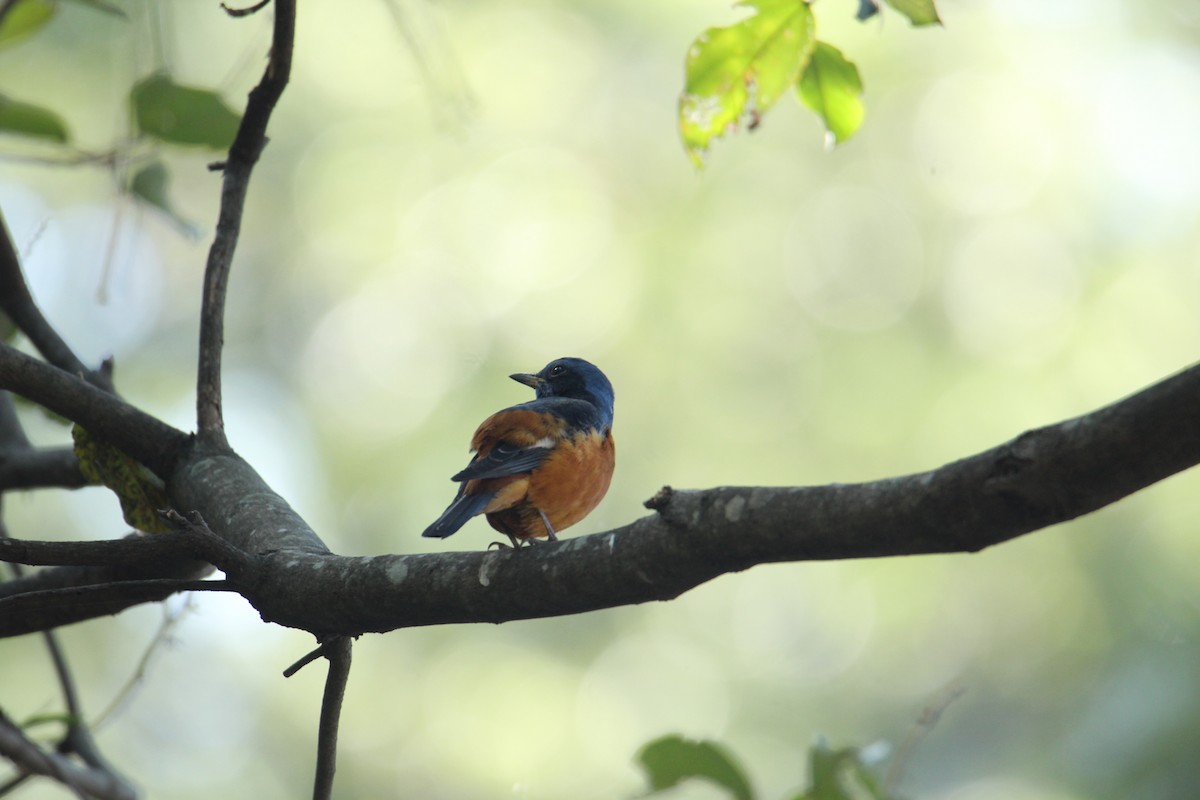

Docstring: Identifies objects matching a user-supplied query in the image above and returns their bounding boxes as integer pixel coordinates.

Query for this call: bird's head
[511,357,615,425]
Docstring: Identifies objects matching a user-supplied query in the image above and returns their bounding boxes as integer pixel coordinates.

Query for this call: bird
[422,357,615,548]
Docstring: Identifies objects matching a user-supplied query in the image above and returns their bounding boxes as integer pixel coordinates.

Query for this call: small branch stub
[644,485,674,511]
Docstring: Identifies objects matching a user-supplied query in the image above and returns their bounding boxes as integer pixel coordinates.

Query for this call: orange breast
[525,429,615,533]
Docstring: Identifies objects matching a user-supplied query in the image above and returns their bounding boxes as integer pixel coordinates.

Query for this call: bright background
[3,0,1200,798]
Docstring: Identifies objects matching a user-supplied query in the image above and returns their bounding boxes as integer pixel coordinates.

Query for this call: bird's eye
[549,365,565,377]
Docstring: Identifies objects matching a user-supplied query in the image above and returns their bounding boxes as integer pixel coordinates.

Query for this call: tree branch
[0,345,189,480]
[312,636,352,800]
[0,212,112,392]
[6,361,1196,638]
[0,711,135,800]
[196,0,296,446]
[0,563,218,637]
[0,446,88,491]
[0,530,224,569]
[1,416,130,796]
[0,390,88,490]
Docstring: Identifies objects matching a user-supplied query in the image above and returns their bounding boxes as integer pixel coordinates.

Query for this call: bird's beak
[510,372,543,389]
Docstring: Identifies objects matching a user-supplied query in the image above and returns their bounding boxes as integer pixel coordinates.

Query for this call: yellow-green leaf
[131,73,241,150]
[679,0,815,166]
[0,95,69,142]
[797,42,864,145]
[0,0,55,48]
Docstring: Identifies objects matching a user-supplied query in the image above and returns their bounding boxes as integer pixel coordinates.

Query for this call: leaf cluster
[678,0,940,165]
[0,0,242,231]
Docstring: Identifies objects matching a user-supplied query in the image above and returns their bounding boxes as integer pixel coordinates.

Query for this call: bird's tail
[421,490,493,538]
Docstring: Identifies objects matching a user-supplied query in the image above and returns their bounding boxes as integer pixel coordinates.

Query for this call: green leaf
[0,95,70,142]
[637,735,755,800]
[797,42,864,145]
[679,0,815,166]
[793,741,887,800]
[0,0,55,49]
[131,73,241,150]
[882,0,941,26]
[128,160,199,236]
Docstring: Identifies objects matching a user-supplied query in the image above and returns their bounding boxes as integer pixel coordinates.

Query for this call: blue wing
[451,440,553,482]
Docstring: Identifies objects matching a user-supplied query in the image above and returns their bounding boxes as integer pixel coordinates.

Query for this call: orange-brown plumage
[482,428,615,540]
[422,358,616,547]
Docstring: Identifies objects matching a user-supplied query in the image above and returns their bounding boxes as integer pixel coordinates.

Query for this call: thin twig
[0,425,130,791]
[6,577,234,605]
[283,640,330,679]
[0,578,233,638]
[221,0,272,17]
[158,508,257,578]
[0,212,112,392]
[312,636,352,800]
[196,0,296,447]
[883,683,966,794]
[0,711,135,800]
[94,596,195,729]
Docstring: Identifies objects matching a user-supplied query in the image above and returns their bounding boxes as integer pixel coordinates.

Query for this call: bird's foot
[537,509,559,541]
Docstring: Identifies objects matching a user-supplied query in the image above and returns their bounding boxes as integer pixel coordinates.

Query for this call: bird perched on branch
[422,357,616,548]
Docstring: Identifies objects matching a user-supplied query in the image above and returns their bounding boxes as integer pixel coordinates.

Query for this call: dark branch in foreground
[1,362,1196,639]
[196,0,296,446]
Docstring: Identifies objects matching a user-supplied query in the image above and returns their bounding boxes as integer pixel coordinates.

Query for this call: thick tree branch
[0,345,189,480]
[0,213,112,392]
[196,0,296,447]
[5,361,1196,638]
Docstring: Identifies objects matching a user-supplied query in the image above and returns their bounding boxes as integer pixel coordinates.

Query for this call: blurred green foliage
[0,95,69,142]
[0,0,55,48]
[638,735,895,800]
[640,735,757,800]
[129,73,241,150]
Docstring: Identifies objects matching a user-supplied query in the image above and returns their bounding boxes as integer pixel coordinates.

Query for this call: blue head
[510,357,615,428]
